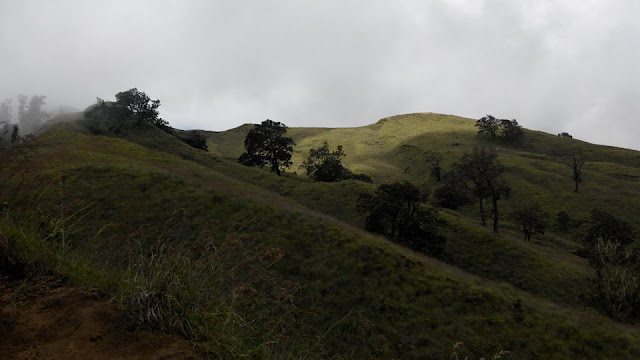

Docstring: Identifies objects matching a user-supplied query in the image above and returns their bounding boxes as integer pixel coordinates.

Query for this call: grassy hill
[1,113,640,358]
[207,113,640,305]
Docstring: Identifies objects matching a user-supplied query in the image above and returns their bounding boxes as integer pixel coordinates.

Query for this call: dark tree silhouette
[477,115,523,141]
[433,171,474,209]
[238,119,295,176]
[558,132,573,138]
[300,141,371,182]
[84,98,135,135]
[476,115,501,139]
[357,181,444,256]
[500,119,523,139]
[115,88,166,127]
[454,145,510,232]
[181,132,208,151]
[584,209,635,248]
[10,125,19,143]
[563,150,585,192]
[300,141,348,182]
[511,202,549,241]
[424,151,442,181]
[85,89,171,136]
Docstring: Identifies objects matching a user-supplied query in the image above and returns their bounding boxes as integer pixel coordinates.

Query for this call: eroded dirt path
[0,274,199,360]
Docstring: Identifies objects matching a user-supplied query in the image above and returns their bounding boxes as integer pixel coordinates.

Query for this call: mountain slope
[206,113,640,306]
[1,115,640,358]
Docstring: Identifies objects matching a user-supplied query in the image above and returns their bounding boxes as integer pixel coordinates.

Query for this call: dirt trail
[0,274,199,360]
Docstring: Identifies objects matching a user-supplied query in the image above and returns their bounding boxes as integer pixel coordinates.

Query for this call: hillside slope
[1,116,640,358]
[206,113,640,306]
[209,112,640,225]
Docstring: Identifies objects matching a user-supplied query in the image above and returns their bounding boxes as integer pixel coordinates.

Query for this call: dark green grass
[78,113,621,308]
[3,124,640,358]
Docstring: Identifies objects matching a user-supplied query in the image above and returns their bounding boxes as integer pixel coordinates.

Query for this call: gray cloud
[1,0,638,149]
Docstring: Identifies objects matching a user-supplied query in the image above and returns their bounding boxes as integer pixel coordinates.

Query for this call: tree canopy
[454,145,510,232]
[115,88,166,127]
[85,89,171,136]
[476,115,522,140]
[476,115,501,139]
[181,132,208,151]
[300,141,371,182]
[584,209,635,247]
[511,202,549,241]
[358,181,444,256]
[238,120,295,176]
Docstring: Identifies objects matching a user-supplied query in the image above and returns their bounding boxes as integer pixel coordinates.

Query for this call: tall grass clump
[118,224,309,357]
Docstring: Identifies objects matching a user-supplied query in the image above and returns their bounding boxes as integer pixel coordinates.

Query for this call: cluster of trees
[238,120,371,182]
[358,181,444,256]
[476,115,523,140]
[431,145,510,233]
[300,141,372,182]
[84,88,207,151]
[0,94,52,144]
[85,89,166,136]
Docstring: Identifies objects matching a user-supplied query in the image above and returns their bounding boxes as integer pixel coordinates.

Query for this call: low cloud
[1,0,638,149]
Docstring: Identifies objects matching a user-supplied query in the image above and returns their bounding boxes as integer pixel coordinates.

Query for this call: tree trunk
[478,197,486,227]
[270,157,281,176]
[492,194,499,233]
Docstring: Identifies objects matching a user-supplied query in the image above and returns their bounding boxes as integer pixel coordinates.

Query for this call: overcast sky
[1,0,639,150]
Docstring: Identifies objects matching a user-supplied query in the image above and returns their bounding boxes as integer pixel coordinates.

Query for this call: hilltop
[1,111,640,358]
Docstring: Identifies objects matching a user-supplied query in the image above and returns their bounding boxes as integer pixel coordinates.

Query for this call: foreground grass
[2,122,640,358]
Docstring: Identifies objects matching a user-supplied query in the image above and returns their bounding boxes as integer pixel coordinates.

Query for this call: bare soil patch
[0,274,199,360]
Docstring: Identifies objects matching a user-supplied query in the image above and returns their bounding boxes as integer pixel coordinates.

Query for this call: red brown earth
[0,274,199,360]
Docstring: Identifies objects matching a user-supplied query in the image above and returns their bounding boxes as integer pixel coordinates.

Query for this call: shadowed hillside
[1,112,640,358]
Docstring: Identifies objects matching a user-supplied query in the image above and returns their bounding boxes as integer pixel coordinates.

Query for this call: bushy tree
[300,141,371,182]
[584,209,635,248]
[477,115,523,141]
[454,145,510,232]
[475,115,501,139]
[358,181,444,256]
[85,89,171,136]
[84,98,136,135]
[238,119,295,176]
[558,132,573,138]
[589,238,640,322]
[181,132,208,151]
[511,202,549,241]
[115,88,166,127]
[301,142,348,182]
[433,171,474,209]
[500,119,523,139]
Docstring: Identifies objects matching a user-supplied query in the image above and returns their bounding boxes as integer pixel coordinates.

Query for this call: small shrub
[180,132,208,151]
